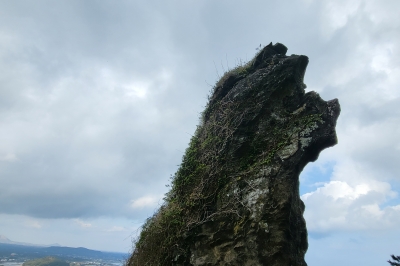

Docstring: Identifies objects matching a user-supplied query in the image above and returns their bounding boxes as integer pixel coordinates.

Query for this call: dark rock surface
[127,42,340,266]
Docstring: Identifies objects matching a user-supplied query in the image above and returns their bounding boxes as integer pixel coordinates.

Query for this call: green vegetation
[23,257,69,266]
[214,57,255,89]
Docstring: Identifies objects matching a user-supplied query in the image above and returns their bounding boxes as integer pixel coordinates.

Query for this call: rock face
[127,43,340,266]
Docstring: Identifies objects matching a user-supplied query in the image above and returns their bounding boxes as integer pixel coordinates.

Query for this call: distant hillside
[23,257,68,266]
[0,235,12,244]
[0,243,128,261]
[0,235,50,247]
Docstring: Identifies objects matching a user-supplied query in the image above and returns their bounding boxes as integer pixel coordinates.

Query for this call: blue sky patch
[300,161,336,195]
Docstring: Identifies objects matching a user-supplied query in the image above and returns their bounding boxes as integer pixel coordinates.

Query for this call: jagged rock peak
[127,43,340,266]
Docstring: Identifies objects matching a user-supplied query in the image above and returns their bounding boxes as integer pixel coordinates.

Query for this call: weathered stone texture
[127,43,340,266]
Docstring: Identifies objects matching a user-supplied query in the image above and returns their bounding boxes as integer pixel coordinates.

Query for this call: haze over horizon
[0,234,58,247]
[0,0,399,264]
[0,234,127,253]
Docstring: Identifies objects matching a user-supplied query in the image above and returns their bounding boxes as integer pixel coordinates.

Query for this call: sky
[0,0,399,264]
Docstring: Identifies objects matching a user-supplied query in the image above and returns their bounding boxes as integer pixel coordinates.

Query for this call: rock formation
[127,42,340,266]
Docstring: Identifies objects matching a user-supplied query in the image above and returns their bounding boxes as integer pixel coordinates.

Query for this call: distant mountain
[47,243,61,247]
[0,242,128,261]
[0,235,43,247]
[0,235,128,261]
[0,235,12,244]
[43,246,106,259]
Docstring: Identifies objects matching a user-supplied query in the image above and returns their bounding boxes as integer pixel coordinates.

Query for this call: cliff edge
[127,42,340,266]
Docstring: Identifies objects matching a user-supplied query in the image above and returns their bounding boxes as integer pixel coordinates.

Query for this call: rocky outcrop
[127,42,340,266]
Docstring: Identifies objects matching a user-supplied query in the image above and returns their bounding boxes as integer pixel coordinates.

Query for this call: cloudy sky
[0,0,399,264]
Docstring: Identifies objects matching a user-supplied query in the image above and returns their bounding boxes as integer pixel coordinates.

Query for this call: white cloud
[74,219,92,228]
[24,219,42,229]
[363,0,400,27]
[302,181,369,201]
[369,44,400,101]
[325,0,362,31]
[302,161,400,232]
[0,153,18,162]
[106,226,126,232]
[130,195,162,209]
